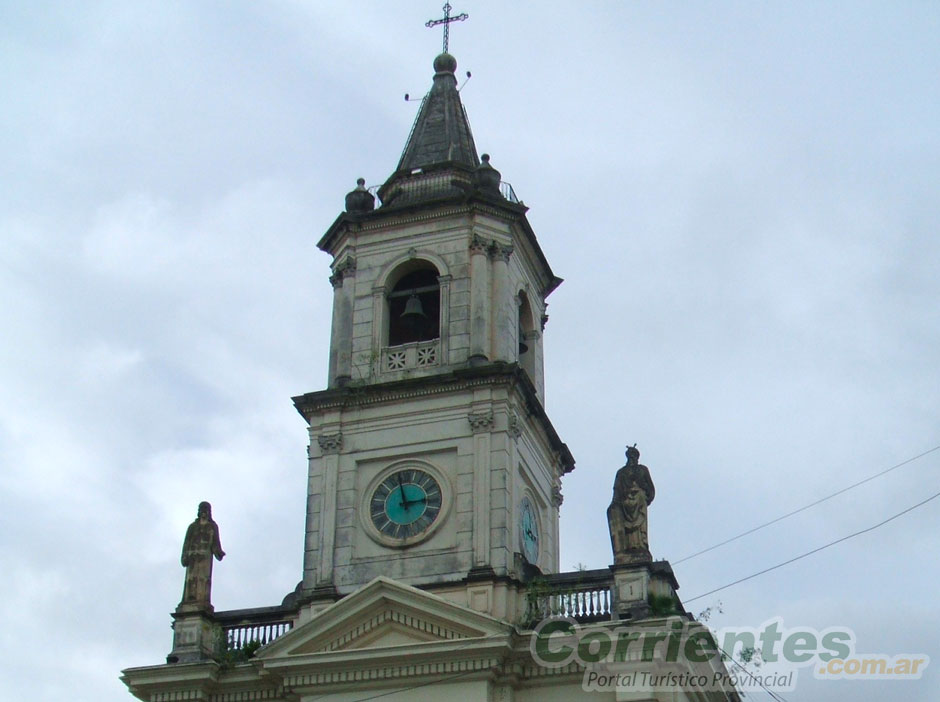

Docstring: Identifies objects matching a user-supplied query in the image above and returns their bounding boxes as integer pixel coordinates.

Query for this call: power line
[684,485,940,605]
[718,645,789,702]
[674,444,940,565]
[279,446,940,702]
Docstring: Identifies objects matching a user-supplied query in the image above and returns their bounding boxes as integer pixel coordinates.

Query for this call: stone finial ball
[433,52,457,74]
[345,178,375,213]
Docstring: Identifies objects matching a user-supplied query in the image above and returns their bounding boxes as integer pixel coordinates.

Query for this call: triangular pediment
[257,577,512,659]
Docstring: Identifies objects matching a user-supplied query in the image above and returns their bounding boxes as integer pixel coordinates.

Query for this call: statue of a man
[179,501,225,611]
[607,445,655,565]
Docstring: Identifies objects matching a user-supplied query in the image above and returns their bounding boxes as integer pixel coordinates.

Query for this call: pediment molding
[296,602,479,654]
[256,577,512,661]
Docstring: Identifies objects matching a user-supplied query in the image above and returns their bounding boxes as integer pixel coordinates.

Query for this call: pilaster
[490,243,515,362]
[316,432,342,587]
[468,410,494,568]
[438,273,452,369]
[370,284,386,378]
[468,234,490,365]
[328,257,356,387]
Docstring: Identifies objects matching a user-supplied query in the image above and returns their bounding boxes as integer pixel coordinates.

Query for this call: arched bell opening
[518,291,537,381]
[387,264,441,347]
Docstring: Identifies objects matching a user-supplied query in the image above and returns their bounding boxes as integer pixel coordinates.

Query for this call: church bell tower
[124,37,741,702]
[293,52,574,599]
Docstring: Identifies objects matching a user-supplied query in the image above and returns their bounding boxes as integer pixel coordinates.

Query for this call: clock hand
[397,474,411,509]
[402,493,428,510]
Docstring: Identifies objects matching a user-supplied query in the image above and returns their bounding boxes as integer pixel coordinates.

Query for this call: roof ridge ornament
[425,2,468,54]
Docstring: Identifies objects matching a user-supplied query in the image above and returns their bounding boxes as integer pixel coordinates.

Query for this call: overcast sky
[1,2,938,701]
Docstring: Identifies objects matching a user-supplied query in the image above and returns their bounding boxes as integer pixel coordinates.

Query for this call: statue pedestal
[167,608,218,663]
[609,563,651,621]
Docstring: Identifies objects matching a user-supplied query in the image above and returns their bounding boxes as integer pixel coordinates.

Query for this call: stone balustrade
[523,569,614,626]
[214,606,296,651]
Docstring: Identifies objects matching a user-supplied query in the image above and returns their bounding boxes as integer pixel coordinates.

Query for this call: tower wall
[324,205,551,402]
[298,369,564,595]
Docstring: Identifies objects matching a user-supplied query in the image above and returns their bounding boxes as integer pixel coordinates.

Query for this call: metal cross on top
[425,2,468,54]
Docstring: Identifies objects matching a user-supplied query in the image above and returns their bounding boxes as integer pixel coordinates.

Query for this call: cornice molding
[278,654,504,690]
[292,364,576,474]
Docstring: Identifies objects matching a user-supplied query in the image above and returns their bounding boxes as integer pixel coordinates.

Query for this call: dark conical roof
[377,54,482,208]
[396,53,479,172]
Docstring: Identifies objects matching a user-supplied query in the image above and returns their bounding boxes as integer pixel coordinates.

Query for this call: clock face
[370,468,443,541]
[520,496,539,564]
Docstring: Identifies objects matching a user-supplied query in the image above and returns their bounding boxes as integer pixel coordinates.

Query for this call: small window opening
[387,268,440,346]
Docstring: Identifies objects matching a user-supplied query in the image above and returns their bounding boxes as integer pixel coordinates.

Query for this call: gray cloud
[1,2,937,700]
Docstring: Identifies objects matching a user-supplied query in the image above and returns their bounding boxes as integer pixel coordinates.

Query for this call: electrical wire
[684,485,940,605]
[269,447,940,702]
[719,644,789,702]
[674,444,940,565]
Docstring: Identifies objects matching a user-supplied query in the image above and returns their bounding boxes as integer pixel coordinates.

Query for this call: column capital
[317,433,343,454]
[329,256,357,288]
[467,411,495,433]
[469,233,489,254]
[488,242,513,262]
[507,412,522,439]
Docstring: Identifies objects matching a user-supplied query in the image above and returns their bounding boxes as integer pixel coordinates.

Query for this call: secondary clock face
[369,468,443,541]
[520,496,540,564]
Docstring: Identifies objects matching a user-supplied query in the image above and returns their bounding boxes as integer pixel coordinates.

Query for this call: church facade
[122,49,740,702]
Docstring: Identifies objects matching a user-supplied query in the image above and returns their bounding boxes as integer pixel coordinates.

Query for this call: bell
[401,293,427,321]
[519,328,529,354]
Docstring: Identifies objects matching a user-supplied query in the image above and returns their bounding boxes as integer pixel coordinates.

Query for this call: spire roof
[396,53,479,173]
[377,54,481,208]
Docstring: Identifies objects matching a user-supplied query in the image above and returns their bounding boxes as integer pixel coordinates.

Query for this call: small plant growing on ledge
[214,632,263,669]
[522,575,551,625]
[647,593,679,616]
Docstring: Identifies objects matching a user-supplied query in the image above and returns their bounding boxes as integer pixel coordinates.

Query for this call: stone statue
[607,445,655,565]
[179,501,225,611]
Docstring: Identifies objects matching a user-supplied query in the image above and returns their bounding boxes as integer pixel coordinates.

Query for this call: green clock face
[520,496,539,564]
[370,468,443,541]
